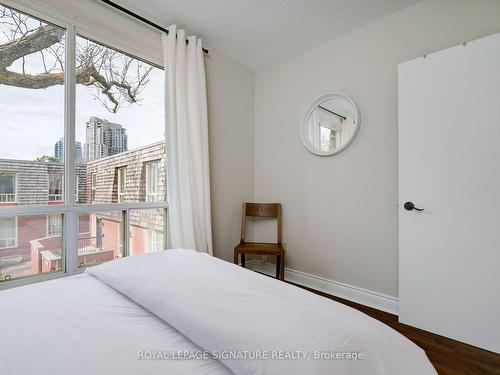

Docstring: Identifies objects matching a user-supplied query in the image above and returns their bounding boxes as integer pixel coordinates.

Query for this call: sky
[0,10,164,161]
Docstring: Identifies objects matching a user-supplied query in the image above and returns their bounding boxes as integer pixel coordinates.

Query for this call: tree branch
[0,69,63,88]
[0,25,64,69]
[0,9,153,113]
[78,65,135,112]
[0,65,139,113]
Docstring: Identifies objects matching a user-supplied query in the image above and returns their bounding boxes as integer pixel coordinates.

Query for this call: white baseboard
[245,260,399,315]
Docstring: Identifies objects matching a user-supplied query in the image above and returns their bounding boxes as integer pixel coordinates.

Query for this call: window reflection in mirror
[306,97,357,154]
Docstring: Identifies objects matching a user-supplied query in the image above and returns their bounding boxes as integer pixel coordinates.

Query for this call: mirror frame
[300,93,361,156]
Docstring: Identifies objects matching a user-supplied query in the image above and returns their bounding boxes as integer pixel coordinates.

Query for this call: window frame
[0,216,17,249]
[117,167,126,203]
[147,229,163,253]
[48,173,64,202]
[47,214,63,237]
[0,172,16,204]
[0,1,168,289]
[146,161,160,202]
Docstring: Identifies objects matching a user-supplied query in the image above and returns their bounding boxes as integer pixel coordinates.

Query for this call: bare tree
[0,5,153,113]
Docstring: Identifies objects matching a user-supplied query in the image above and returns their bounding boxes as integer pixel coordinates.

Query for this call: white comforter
[0,273,231,375]
[87,249,437,375]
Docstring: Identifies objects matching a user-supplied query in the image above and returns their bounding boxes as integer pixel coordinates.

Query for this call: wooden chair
[234,202,285,280]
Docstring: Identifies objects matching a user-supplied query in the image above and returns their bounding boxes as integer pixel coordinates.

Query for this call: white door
[398,32,500,353]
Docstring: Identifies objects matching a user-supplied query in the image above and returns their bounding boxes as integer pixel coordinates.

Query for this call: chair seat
[234,242,284,255]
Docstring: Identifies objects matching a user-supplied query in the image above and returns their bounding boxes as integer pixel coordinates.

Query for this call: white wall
[254,0,500,297]
[205,51,255,262]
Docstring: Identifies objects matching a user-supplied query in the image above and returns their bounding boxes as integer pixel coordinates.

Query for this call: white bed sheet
[0,273,232,375]
[87,249,437,375]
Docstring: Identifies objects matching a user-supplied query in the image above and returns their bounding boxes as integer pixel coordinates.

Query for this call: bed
[0,249,437,375]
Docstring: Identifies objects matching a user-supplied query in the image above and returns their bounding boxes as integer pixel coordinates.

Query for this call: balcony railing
[0,238,16,248]
[0,193,15,203]
[146,193,161,202]
[78,236,97,251]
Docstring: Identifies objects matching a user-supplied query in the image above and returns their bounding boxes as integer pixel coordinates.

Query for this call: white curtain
[162,26,213,254]
[308,109,320,149]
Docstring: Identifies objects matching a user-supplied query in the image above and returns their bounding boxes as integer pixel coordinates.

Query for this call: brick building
[86,141,165,204]
[0,142,166,281]
[0,159,87,205]
[85,141,166,260]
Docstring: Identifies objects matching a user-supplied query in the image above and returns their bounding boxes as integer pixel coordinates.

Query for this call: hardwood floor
[289,281,500,375]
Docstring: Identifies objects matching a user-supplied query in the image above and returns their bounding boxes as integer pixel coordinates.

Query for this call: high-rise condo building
[83,117,128,161]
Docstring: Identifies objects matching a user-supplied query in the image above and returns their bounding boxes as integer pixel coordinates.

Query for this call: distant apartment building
[84,117,128,161]
[54,138,83,162]
[54,140,62,161]
[0,142,166,281]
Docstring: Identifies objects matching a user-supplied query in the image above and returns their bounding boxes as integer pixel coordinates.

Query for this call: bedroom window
[0,5,65,208]
[0,3,167,286]
[76,35,165,205]
[0,173,16,203]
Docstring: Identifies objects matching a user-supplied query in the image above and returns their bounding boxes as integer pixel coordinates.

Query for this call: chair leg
[276,255,281,279]
[234,251,238,265]
[279,252,285,280]
[241,253,246,268]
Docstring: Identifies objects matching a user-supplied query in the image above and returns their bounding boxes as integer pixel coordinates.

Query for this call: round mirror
[300,93,360,156]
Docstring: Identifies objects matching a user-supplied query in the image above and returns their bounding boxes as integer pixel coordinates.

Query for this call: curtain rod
[318,105,347,121]
[99,0,209,54]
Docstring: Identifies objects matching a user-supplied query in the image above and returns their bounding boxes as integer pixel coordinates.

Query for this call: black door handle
[404,201,424,211]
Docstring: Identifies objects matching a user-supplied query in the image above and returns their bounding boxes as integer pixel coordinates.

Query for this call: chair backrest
[240,202,282,244]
